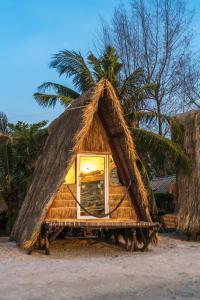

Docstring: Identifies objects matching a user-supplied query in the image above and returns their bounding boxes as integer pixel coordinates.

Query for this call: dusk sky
[0,0,200,124]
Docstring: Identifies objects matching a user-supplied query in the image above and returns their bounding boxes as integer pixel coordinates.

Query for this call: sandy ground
[0,233,200,300]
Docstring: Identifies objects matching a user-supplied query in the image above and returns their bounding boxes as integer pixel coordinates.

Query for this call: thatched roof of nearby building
[151,175,176,194]
[176,109,200,239]
[11,79,152,249]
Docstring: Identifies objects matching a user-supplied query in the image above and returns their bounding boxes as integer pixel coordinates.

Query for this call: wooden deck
[32,219,160,255]
[44,219,159,229]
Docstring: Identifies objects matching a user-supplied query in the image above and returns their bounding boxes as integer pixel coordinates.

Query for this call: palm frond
[50,50,95,92]
[169,117,184,146]
[126,111,180,133]
[33,93,72,108]
[100,46,122,87]
[136,158,157,214]
[38,82,80,99]
[119,68,144,98]
[87,53,104,80]
[132,127,190,171]
[126,111,158,126]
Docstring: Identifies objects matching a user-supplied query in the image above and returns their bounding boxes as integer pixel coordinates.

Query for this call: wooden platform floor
[45,219,159,229]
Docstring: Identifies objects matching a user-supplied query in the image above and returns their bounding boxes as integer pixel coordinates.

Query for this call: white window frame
[77,153,109,219]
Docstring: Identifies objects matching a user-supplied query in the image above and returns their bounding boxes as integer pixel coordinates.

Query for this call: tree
[100,0,196,135]
[0,116,48,232]
[177,55,200,110]
[33,45,189,181]
[33,46,150,116]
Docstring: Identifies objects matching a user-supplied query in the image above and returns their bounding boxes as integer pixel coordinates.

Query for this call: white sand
[0,233,199,300]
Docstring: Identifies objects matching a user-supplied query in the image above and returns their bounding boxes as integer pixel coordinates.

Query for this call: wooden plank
[44,219,159,230]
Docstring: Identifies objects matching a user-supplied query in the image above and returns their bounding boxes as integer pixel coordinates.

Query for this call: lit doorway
[77,154,109,219]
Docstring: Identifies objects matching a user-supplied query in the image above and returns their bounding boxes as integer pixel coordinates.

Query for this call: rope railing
[66,180,132,218]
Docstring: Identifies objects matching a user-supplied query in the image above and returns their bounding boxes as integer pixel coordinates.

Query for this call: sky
[0,0,122,124]
[0,0,200,124]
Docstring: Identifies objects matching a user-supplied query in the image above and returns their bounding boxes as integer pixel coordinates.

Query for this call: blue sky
[0,0,122,123]
[0,0,199,124]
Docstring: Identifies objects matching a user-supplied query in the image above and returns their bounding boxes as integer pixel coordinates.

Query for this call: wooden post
[45,236,50,255]
[141,228,158,252]
[130,228,138,252]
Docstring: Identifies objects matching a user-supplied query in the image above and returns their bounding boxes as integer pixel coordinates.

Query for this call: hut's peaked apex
[11,79,151,249]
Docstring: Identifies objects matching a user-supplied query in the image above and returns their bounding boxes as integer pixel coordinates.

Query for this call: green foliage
[32,45,190,214]
[132,127,190,177]
[7,121,48,189]
[34,83,80,108]
[50,50,95,92]
[0,112,9,134]
[34,46,148,114]
[93,46,122,88]
[136,158,157,214]
[169,117,185,146]
[0,117,48,232]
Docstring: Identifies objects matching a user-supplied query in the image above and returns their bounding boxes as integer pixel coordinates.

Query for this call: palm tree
[34,46,149,115]
[34,47,189,214]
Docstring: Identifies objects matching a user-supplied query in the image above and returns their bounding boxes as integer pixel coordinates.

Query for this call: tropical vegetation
[0,0,192,230]
[34,46,189,177]
[0,113,48,232]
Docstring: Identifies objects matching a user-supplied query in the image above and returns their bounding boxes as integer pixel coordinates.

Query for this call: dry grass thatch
[11,78,151,249]
[46,182,138,221]
[78,113,110,152]
[176,109,200,240]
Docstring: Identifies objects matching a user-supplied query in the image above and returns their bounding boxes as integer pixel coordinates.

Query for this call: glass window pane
[80,156,105,217]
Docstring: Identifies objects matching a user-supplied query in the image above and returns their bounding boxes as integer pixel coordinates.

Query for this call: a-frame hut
[11,79,158,253]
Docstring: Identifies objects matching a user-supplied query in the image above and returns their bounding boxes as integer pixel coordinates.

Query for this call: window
[77,154,109,218]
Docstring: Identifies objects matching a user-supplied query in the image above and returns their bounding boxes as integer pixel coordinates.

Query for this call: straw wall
[46,112,137,221]
[78,113,110,152]
[46,182,137,221]
[46,184,77,219]
[108,185,138,220]
[176,110,200,239]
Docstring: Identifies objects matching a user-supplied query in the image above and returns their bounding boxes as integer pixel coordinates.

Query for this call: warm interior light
[80,156,104,175]
[65,161,76,184]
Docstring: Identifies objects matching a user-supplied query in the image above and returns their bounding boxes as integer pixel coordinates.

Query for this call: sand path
[0,233,199,300]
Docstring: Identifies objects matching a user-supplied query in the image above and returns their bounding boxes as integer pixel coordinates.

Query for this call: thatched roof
[175,109,200,125]
[176,109,200,239]
[11,79,152,249]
